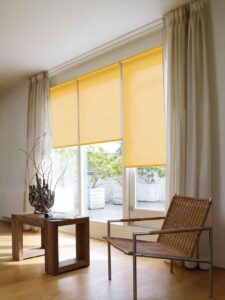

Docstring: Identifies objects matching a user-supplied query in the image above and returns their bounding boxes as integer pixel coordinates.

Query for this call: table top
[11,212,89,226]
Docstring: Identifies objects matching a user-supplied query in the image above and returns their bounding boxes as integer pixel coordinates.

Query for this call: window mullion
[77,80,83,215]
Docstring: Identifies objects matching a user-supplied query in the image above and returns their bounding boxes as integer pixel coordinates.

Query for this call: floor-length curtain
[24,72,52,212]
[164,0,211,204]
[163,0,211,266]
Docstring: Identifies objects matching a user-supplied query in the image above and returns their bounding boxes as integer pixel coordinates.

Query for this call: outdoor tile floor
[88,201,165,222]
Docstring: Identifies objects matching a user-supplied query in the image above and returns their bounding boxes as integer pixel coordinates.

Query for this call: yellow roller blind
[79,64,121,145]
[50,80,78,148]
[122,47,165,167]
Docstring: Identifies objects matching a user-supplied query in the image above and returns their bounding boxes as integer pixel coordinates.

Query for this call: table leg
[41,227,45,249]
[44,222,58,275]
[76,220,90,266]
[12,215,23,260]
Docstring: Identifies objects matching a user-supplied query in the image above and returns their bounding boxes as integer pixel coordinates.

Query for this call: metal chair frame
[105,196,213,300]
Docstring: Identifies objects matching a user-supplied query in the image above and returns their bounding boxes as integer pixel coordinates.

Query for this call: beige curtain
[163,0,211,267]
[24,72,52,212]
[164,0,211,203]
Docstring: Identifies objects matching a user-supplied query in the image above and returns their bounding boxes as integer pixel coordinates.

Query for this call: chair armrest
[107,217,165,237]
[133,226,212,237]
[107,217,165,223]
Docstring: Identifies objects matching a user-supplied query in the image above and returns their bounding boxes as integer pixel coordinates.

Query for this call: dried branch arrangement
[21,133,68,213]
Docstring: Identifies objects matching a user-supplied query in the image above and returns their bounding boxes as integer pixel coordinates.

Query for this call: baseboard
[0,216,11,222]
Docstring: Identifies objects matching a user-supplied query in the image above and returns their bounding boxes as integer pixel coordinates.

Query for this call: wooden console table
[11,213,89,275]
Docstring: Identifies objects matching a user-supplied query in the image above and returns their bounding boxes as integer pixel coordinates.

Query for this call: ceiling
[0,0,189,94]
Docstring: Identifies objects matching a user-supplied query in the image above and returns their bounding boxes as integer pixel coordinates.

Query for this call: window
[83,141,123,221]
[50,46,165,226]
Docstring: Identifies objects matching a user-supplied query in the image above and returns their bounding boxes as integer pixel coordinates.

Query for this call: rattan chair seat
[105,236,187,258]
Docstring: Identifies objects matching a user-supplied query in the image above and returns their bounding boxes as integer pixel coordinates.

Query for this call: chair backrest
[157,195,212,257]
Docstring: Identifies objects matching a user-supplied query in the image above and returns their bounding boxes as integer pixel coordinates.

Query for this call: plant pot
[113,186,123,205]
[88,188,105,209]
[136,184,155,202]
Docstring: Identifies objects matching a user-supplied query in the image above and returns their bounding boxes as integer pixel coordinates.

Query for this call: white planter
[113,186,123,205]
[136,178,166,203]
[136,184,155,202]
[88,188,105,209]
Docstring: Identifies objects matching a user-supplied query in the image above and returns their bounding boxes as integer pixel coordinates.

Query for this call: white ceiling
[0,0,189,93]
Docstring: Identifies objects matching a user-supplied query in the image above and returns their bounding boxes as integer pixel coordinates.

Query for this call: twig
[46,154,54,190]
[40,134,46,178]
[20,148,43,184]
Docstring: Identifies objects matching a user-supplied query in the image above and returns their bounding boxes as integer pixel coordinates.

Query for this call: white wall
[207,0,225,268]
[0,81,28,217]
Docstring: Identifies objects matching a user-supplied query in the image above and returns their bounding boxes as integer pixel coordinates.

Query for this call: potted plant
[137,167,166,202]
[137,167,165,184]
[87,146,115,209]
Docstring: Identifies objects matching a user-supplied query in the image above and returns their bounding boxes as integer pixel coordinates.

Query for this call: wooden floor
[0,221,225,300]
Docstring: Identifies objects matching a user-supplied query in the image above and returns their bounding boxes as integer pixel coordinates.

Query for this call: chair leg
[209,227,213,297]
[133,253,137,300]
[209,263,213,297]
[170,259,173,273]
[108,242,111,280]
[133,233,137,300]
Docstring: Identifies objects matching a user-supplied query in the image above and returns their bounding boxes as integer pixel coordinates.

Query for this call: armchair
[104,195,212,299]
